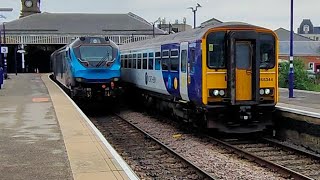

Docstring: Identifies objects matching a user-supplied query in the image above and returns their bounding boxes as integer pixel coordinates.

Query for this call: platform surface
[0,74,134,180]
[278,88,320,115]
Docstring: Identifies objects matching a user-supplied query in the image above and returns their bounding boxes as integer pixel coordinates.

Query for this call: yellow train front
[202,23,278,133]
[120,22,278,133]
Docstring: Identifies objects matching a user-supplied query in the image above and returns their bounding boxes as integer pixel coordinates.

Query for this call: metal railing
[0,34,153,45]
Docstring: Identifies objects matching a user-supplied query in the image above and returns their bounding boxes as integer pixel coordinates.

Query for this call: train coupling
[86,88,92,98]
[239,106,252,121]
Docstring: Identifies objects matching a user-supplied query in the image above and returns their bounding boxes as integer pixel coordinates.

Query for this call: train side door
[179,42,189,101]
[235,41,252,101]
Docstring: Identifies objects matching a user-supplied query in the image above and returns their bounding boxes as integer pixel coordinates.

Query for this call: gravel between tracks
[120,110,286,180]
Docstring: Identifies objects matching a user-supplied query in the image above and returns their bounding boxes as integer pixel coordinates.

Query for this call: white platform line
[276,105,320,119]
[279,88,320,95]
[48,75,139,180]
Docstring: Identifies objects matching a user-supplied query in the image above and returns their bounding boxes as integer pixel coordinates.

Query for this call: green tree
[279,58,314,90]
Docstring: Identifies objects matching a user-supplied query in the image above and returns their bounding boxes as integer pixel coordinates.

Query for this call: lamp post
[151,19,160,38]
[188,3,201,29]
[289,0,294,98]
[2,22,7,79]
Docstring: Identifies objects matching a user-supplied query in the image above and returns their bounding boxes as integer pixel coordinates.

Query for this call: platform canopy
[0,12,166,45]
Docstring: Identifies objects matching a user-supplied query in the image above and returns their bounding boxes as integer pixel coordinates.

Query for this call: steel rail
[209,137,313,180]
[115,113,217,180]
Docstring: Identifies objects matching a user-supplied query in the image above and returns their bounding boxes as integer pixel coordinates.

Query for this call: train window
[190,48,195,74]
[133,54,137,69]
[128,54,132,68]
[181,50,187,73]
[148,52,154,70]
[143,53,148,69]
[260,34,275,69]
[162,50,169,70]
[155,51,161,70]
[137,53,142,69]
[170,50,179,57]
[125,55,128,68]
[207,32,226,69]
[121,57,124,68]
[162,59,169,70]
[133,59,136,69]
[236,42,252,70]
[162,50,169,58]
[124,59,128,68]
[170,49,179,71]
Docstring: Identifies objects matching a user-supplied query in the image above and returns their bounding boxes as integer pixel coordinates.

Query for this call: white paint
[276,105,320,119]
[1,46,8,53]
[279,87,320,95]
[179,42,189,101]
[48,75,139,180]
[21,44,25,69]
[289,63,294,68]
[289,56,294,61]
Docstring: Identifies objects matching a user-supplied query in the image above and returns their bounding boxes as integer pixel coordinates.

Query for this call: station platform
[278,88,320,123]
[0,74,137,180]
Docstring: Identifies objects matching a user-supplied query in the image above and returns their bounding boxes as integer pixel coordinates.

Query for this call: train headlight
[219,90,225,96]
[265,88,271,95]
[75,78,82,82]
[213,90,219,96]
[259,89,265,95]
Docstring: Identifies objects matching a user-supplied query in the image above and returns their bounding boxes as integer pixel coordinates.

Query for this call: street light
[289,0,294,98]
[188,3,201,29]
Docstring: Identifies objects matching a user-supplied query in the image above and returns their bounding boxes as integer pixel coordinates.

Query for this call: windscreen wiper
[96,54,110,67]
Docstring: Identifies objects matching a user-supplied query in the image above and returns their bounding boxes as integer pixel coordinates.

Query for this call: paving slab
[0,74,73,180]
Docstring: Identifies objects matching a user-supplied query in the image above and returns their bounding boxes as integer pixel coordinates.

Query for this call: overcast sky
[0,0,318,31]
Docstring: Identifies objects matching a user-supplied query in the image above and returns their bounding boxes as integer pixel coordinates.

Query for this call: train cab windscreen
[79,46,113,62]
[259,34,275,69]
[207,32,226,69]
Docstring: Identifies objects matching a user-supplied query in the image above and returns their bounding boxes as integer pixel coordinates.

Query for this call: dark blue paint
[187,40,202,105]
[161,44,181,98]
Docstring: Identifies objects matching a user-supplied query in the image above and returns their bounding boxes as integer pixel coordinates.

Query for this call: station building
[275,28,320,73]
[0,0,166,73]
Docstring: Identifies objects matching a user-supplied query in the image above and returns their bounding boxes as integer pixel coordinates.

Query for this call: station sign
[1,47,8,54]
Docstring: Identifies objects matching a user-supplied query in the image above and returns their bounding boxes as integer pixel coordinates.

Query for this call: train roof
[120,22,272,51]
[52,37,118,56]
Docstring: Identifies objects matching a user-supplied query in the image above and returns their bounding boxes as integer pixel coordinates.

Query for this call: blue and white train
[51,37,121,99]
[120,22,278,133]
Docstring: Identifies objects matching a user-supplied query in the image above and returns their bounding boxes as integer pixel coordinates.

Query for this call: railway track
[214,137,320,180]
[91,114,216,180]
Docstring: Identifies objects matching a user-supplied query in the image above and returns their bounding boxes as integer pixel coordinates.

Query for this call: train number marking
[145,72,156,85]
[260,77,273,82]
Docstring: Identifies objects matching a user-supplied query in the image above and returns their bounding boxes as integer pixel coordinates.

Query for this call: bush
[278,58,320,91]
